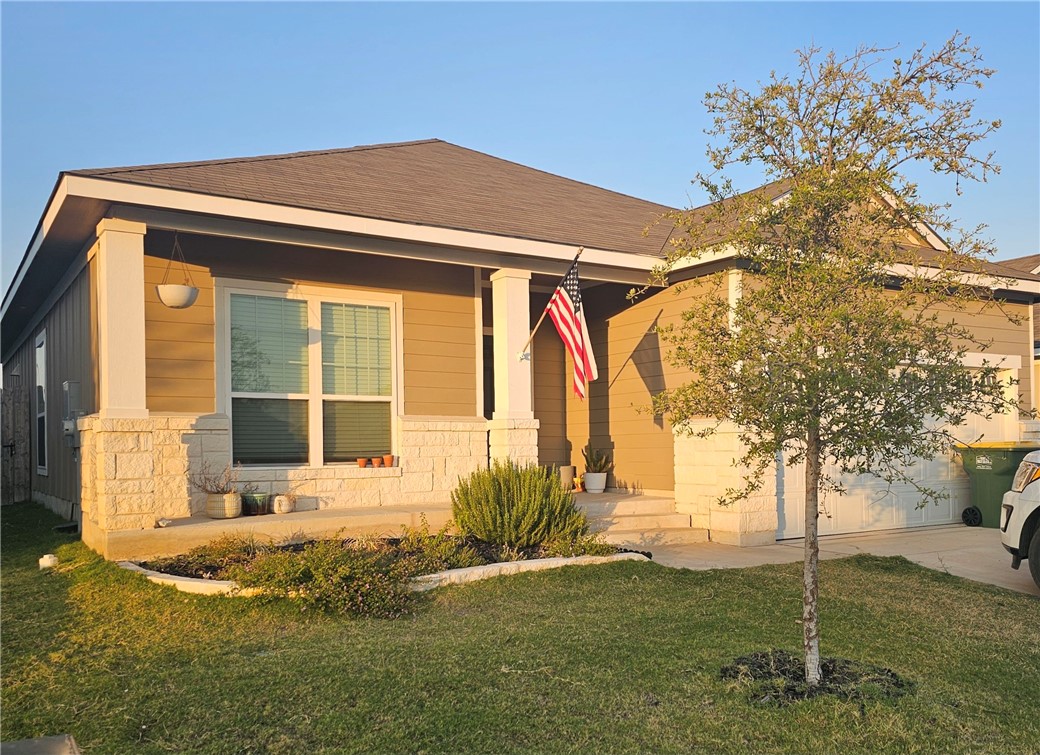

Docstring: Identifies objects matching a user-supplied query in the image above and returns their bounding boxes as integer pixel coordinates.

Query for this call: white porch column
[95,219,149,419]
[488,268,539,464]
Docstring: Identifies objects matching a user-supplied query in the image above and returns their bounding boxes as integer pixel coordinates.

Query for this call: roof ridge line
[70,139,444,176]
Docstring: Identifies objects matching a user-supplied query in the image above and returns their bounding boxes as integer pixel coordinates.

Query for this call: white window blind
[228,291,394,465]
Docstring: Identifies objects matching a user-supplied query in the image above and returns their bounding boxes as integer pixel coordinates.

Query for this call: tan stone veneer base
[118,552,650,595]
[76,412,490,558]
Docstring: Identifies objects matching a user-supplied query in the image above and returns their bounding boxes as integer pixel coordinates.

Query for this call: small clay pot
[358,458,368,468]
[371,457,384,468]
[382,454,394,467]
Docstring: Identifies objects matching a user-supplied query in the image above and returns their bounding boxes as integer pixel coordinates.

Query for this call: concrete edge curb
[408,552,650,592]
[118,552,650,596]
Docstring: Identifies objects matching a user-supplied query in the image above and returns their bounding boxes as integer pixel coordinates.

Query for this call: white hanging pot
[157,232,199,309]
[156,284,199,309]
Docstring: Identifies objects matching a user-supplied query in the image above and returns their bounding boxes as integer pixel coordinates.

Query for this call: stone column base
[673,421,778,546]
[487,417,540,466]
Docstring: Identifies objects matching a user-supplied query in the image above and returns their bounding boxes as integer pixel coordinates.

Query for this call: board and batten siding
[3,261,97,510]
[143,232,477,418]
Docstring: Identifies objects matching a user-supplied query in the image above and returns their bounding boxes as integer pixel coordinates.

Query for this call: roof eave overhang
[71,175,661,276]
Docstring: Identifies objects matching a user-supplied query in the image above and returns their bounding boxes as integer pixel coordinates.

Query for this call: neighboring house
[2,139,1038,557]
[998,253,1040,409]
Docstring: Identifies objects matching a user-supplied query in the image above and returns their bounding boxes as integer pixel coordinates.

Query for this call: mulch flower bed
[141,535,650,582]
[720,649,916,705]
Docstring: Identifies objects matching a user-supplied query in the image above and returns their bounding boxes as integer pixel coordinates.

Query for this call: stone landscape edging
[118,552,650,596]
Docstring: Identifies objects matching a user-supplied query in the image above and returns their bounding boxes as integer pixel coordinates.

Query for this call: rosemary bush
[451,460,589,548]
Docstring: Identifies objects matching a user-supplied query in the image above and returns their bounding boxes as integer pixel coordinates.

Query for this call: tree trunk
[803,425,822,686]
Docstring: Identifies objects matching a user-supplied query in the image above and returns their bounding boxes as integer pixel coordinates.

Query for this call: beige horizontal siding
[144,253,216,414]
[566,278,716,493]
[143,231,477,418]
[532,293,568,467]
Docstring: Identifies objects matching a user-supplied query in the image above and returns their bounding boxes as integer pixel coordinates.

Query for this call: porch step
[601,528,710,547]
[588,512,695,533]
[575,493,707,550]
[576,496,677,517]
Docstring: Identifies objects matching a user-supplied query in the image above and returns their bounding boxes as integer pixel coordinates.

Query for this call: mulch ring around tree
[720,649,916,706]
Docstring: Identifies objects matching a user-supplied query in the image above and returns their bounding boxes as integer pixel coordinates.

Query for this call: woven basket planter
[205,492,242,519]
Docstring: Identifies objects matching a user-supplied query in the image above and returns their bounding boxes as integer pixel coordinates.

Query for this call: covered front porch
[88,490,704,561]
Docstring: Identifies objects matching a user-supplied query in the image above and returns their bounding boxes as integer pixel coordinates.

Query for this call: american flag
[546,259,598,399]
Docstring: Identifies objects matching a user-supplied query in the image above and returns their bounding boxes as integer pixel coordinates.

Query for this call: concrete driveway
[649,525,1039,596]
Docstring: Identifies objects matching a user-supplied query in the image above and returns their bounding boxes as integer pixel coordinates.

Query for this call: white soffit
[65,176,659,274]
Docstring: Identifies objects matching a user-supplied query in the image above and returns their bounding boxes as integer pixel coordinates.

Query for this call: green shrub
[451,460,589,548]
[394,516,487,576]
[229,540,413,618]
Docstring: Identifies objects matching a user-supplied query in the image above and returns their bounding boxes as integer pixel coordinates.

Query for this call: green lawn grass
[3,501,1038,754]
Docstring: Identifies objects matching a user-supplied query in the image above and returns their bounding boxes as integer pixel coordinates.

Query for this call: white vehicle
[1001,450,1040,589]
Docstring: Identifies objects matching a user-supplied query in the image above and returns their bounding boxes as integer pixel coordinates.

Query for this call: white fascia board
[887,262,1040,296]
[64,175,659,274]
[667,244,740,273]
[668,251,1040,296]
[1,178,69,322]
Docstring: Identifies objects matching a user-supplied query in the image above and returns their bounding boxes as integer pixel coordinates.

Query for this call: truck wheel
[1029,526,1040,590]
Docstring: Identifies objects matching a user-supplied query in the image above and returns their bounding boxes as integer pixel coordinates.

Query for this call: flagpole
[518,247,583,360]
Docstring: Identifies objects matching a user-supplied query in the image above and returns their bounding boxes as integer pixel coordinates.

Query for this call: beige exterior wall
[144,253,216,413]
[532,293,568,466]
[939,298,1034,414]
[4,263,98,514]
[143,232,477,418]
[565,277,718,493]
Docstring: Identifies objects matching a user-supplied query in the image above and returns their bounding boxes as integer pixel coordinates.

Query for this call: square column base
[488,418,540,466]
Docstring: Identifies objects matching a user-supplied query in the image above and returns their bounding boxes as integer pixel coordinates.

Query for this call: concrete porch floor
[98,491,677,561]
[650,525,1039,596]
[96,503,454,561]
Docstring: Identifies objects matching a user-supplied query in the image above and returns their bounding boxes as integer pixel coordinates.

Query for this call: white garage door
[775,411,1017,540]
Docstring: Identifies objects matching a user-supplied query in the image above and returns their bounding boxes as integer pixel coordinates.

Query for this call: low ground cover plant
[142,504,616,617]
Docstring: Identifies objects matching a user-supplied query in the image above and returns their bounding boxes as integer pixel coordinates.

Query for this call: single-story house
[3,139,1038,558]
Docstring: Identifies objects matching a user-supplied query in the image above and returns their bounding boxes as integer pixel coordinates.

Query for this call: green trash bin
[955,443,1040,528]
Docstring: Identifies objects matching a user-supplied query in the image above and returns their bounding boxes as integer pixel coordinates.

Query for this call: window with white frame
[227,289,395,466]
[34,330,47,474]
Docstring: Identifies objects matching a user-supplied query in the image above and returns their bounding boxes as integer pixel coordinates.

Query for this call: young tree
[648,35,1021,685]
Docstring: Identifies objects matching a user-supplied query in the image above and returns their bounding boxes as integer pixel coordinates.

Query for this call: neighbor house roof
[68,139,675,258]
[998,254,1040,276]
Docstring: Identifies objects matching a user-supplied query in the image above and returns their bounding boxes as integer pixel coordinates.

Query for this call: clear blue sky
[2,2,1037,296]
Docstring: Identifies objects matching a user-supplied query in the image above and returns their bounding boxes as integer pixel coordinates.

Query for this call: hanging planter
[156,232,200,309]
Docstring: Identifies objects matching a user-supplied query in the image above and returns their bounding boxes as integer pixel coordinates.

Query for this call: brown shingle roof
[69,139,675,257]
[998,254,1040,275]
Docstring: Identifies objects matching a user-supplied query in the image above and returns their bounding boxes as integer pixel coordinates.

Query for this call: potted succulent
[581,445,613,494]
[239,481,272,516]
[188,462,242,519]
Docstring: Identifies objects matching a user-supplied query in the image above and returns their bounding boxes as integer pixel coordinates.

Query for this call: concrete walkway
[650,525,1039,596]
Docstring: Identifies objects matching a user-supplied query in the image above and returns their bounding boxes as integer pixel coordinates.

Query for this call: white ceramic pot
[583,472,607,494]
[156,284,200,309]
[273,495,295,515]
[205,492,241,519]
